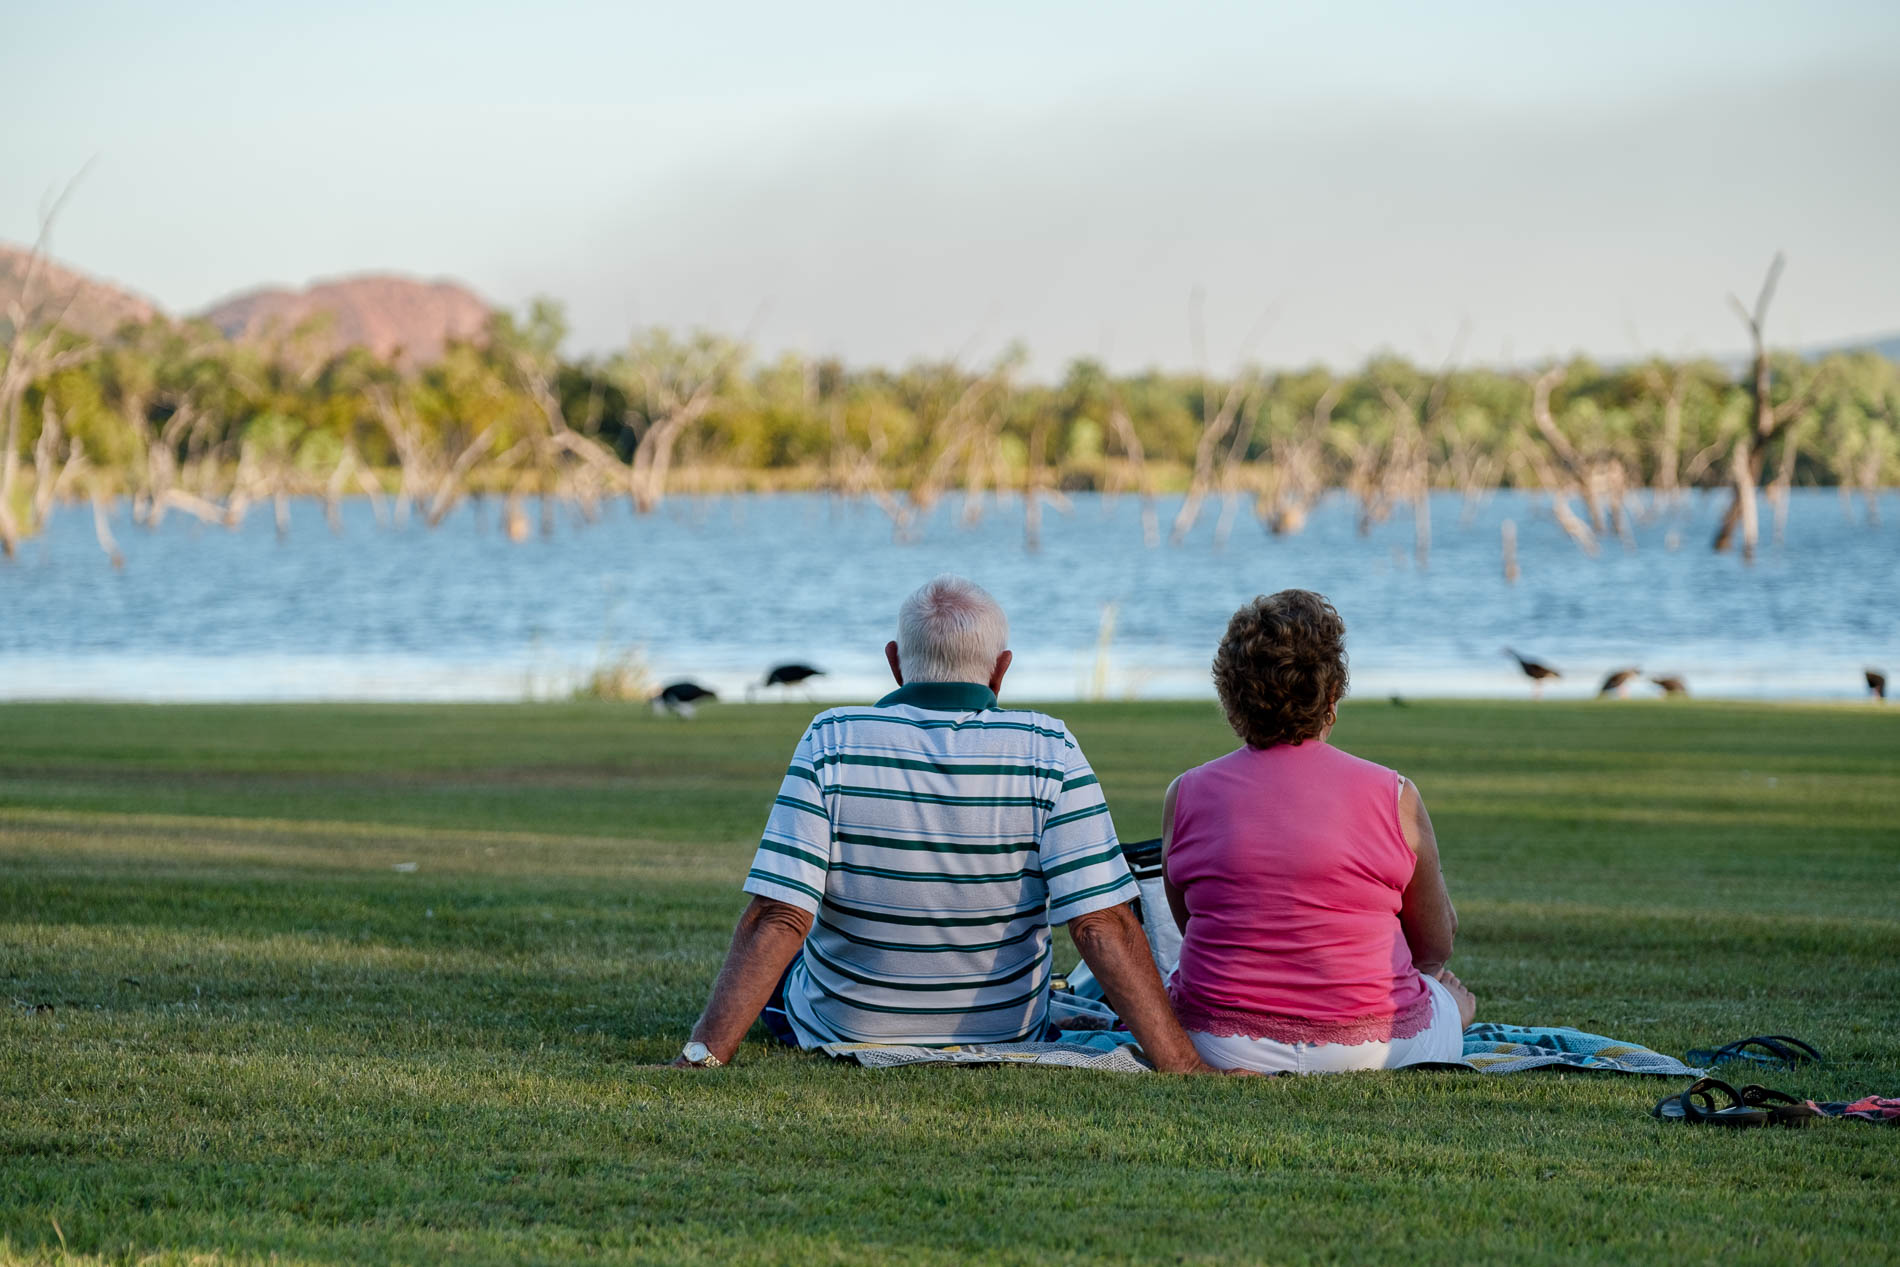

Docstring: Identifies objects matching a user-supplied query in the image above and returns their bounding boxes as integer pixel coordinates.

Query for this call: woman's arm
[1160,775,1191,935]
[1397,777,1457,978]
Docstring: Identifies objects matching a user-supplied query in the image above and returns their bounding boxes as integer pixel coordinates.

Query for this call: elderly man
[673,575,1211,1073]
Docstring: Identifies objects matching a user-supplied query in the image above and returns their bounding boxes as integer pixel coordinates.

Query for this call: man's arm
[1068,902,1212,1074]
[677,720,832,1067]
[673,895,813,1067]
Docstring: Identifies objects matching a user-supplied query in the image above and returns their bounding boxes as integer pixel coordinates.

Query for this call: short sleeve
[741,723,832,914]
[1039,730,1137,923]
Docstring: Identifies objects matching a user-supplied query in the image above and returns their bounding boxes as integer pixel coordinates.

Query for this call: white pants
[1188,974,1466,1074]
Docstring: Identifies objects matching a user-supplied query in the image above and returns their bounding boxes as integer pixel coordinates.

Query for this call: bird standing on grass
[653,681,717,718]
[1598,668,1642,698]
[749,663,826,701]
[1503,648,1561,699]
[1649,675,1688,697]
[1870,669,1888,702]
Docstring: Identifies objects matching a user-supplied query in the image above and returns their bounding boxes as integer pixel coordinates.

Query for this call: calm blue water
[1,489,1895,702]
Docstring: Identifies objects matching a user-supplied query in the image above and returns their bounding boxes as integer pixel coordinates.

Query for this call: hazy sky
[6,0,1898,373]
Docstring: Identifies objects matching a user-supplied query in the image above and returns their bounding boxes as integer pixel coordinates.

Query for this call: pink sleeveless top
[1166,741,1432,1044]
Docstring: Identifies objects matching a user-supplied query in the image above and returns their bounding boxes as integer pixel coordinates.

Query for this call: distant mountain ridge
[3,242,1897,370]
[198,275,491,367]
[2,242,489,366]
[0,242,159,338]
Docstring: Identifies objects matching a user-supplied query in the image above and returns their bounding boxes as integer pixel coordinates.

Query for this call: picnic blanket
[821,1035,1152,1073]
[1453,1023,1705,1076]
[821,1016,1704,1076]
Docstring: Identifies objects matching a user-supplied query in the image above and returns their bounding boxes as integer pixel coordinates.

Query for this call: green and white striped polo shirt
[742,680,1137,1046]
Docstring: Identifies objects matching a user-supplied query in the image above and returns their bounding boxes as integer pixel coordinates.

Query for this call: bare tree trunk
[1861,441,1883,526]
[92,488,124,568]
[960,408,999,528]
[1023,410,1050,552]
[1170,373,1255,545]
[628,352,731,513]
[372,392,428,527]
[424,430,492,525]
[1105,400,1158,547]
[1261,384,1340,538]
[1606,461,1637,550]
[323,446,353,533]
[1527,367,1609,533]
[1517,440,1600,555]
[1679,439,1717,485]
[0,391,22,558]
[141,404,196,529]
[1712,254,1821,563]
[224,443,258,530]
[1412,482,1431,570]
[1656,374,1685,504]
[1213,384,1267,552]
[1717,434,1762,559]
[1769,429,1799,545]
[31,399,62,528]
[354,461,392,528]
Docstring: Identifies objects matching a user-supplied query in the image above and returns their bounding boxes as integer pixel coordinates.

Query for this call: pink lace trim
[1169,985,1434,1046]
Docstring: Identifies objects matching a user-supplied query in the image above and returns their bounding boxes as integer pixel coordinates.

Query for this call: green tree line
[4,279,1896,566]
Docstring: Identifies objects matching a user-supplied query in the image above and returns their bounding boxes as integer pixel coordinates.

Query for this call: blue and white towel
[822,1014,1704,1076]
[822,1034,1151,1073]
[1454,1023,1705,1076]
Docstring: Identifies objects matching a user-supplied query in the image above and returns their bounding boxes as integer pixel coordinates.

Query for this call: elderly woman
[1162,590,1476,1074]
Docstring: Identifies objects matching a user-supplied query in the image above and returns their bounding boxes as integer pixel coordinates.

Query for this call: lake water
[2,489,1895,703]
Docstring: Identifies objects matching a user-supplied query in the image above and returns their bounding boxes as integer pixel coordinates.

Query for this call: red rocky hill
[199,275,491,367]
[0,242,160,338]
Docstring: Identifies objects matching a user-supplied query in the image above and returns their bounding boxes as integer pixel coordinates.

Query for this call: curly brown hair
[1212,590,1349,748]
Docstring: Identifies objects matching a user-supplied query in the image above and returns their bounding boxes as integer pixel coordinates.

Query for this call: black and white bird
[1649,674,1689,697]
[653,681,718,718]
[1598,667,1642,698]
[750,663,826,701]
[1503,648,1561,699]
[1869,668,1888,702]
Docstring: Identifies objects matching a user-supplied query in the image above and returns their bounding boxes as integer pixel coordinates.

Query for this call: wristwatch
[680,1041,723,1068]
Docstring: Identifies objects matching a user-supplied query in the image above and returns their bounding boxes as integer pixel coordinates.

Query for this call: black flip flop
[1737,1084,1824,1127]
[1652,1077,1770,1127]
[1685,1035,1824,1070]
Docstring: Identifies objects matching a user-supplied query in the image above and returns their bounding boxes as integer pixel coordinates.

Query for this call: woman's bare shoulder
[1396,775,1436,855]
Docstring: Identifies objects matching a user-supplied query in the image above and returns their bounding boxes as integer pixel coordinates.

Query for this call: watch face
[682,1042,711,1063]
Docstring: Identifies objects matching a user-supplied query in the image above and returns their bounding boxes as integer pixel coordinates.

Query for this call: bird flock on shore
[1504,650,1886,703]
[652,663,825,717]
[652,656,1887,717]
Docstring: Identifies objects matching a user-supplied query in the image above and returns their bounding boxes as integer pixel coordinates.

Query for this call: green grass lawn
[3,698,1897,1265]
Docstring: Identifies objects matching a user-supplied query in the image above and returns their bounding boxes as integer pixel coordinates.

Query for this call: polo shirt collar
[875,681,997,712]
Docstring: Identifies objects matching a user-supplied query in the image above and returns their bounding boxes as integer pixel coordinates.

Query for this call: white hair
[897,575,1009,683]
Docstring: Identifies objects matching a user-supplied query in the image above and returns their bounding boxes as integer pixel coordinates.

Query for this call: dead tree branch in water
[1376,383,1440,569]
[1258,382,1340,537]
[1103,393,1159,547]
[1711,253,1825,561]
[1522,367,1620,554]
[1170,289,1272,545]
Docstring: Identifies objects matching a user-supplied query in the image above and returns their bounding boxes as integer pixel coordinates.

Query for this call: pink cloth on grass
[1165,741,1432,1045]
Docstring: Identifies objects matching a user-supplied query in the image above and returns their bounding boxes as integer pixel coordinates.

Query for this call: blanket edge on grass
[819,1040,1153,1073]
[821,1022,1705,1076]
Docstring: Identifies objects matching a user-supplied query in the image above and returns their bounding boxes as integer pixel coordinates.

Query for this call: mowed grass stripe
[0,698,1895,1265]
